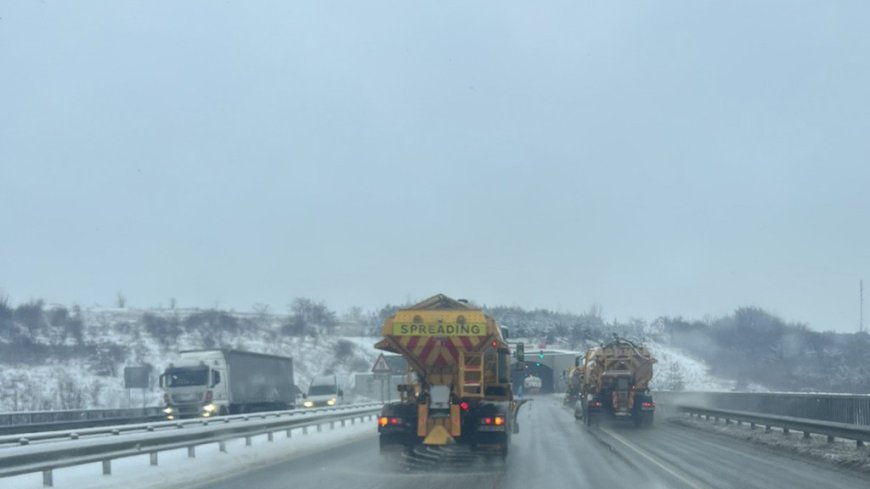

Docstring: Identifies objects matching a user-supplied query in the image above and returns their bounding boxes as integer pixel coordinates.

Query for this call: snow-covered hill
[1,301,783,412]
[0,306,381,411]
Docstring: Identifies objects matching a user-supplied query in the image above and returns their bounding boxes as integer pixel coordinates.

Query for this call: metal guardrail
[0,402,380,448]
[0,402,382,487]
[0,407,165,436]
[0,407,163,426]
[654,391,870,426]
[677,405,870,449]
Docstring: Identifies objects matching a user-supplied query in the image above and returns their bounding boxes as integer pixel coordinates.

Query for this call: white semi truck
[160,349,296,419]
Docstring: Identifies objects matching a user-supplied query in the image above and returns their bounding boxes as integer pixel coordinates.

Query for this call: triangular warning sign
[371,353,392,374]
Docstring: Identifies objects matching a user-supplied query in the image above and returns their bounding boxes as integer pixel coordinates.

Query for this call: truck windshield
[308,385,336,396]
[164,367,209,387]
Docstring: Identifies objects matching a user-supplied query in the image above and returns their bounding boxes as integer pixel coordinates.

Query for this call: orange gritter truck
[574,335,656,427]
[374,294,521,457]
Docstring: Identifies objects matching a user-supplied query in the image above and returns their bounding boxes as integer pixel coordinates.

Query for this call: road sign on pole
[371,353,392,374]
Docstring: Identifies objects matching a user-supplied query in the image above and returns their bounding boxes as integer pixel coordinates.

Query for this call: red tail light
[642,402,655,408]
[591,400,602,408]
[390,417,400,425]
[460,402,469,411]
[480,416,505,425]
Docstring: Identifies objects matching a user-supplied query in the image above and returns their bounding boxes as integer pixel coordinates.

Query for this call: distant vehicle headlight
[327,398,336,406]
[303,400,314,408]
[163,407,174,415]
[202,403,218,413]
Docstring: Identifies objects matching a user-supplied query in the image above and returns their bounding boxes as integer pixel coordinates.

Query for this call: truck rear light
[390,417,400,425]
[591,400,602,408]
[460,402,469,411]
[642,401,655,408]
[378,417,389,427]
[480,416,504,425]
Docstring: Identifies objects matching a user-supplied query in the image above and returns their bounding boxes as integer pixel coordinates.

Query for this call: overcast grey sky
[1,1,868,332]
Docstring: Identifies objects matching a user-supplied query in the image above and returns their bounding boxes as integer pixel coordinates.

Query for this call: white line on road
[601,427,711,489]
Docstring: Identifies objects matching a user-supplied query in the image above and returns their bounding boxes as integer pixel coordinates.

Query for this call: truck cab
[302,375,343,408]
[160,351,228,419]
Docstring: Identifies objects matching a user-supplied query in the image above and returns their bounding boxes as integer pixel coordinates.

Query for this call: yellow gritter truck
[374,294,519,457]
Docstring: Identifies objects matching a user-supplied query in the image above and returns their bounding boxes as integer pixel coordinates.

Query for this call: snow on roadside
[672,416,870,474]
[1,417,378,489]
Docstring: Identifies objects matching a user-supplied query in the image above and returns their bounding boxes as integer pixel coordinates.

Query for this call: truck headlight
[202,403,218,414]
[303,400,314,408]
[327,398,336,406]
[163,407,174,415]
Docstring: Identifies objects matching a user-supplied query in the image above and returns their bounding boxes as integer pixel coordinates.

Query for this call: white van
[302,374,344,408]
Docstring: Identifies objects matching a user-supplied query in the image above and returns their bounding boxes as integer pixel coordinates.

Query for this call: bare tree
[56,372,84,409]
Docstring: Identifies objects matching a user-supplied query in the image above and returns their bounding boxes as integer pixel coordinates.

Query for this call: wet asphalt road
[199,397,870,489]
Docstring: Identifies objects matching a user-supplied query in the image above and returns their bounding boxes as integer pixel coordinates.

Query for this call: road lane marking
[601,427,711,489]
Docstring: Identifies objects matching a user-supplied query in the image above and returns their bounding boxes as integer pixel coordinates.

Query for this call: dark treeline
[656,307,870,393]
[354,300,870,393]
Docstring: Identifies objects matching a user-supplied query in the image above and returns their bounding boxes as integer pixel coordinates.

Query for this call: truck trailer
[160,349,296,419]
[375,294,521,457]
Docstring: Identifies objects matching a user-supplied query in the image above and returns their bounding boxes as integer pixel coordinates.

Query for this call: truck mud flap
[511,399,532,434]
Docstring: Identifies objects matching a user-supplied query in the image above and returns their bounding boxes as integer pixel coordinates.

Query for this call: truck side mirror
[211,371,221,387]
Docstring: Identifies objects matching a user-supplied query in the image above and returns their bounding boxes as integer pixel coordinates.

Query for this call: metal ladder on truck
[459,351,484,398]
